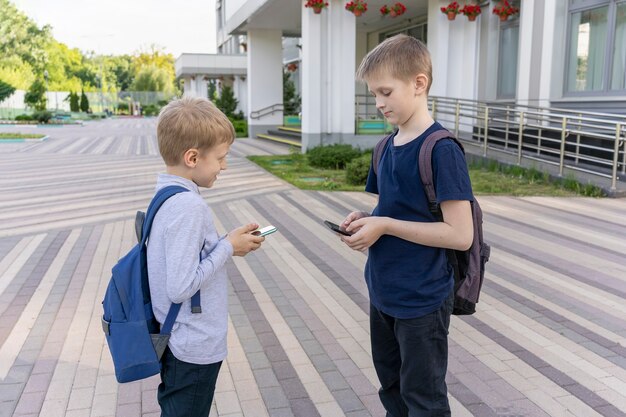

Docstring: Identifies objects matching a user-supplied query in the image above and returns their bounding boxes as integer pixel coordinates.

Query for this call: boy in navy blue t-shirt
[341,34,474,416]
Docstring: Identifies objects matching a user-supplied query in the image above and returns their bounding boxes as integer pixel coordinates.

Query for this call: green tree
[80,90,89,112]
[66,91,80,112]
[207,80,217,102]
[215,85,238,118]
[0,78,15,103]
[131,45,175,80]
[283,72,301,115]
[0,0,52,74]
[24,79,47,110]
[108,55,134,91]
[0,57,34,90]
[131,65,173,93]
[130,45,176,93]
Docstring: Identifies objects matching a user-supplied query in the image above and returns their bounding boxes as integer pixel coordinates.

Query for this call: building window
[566,0,626,94]
[381,22,428,45]
[497,22,519,98]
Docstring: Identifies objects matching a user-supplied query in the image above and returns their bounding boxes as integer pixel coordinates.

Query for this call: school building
[175,0,626,152]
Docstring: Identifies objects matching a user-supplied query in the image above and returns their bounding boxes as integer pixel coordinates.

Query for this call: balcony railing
[355,95,626,191]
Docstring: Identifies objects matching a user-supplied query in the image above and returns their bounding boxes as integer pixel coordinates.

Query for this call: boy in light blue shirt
[148,96,264,417]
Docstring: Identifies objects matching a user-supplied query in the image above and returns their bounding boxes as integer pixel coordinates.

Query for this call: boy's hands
[227,223,265,256]
[340,212,386,252]
[340,211,370,231]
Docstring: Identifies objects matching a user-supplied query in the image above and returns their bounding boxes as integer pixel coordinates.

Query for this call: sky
[13,0,217,57]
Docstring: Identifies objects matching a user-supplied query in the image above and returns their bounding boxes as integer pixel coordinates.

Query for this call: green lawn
[0,133,45,139]
[248,154,365,191]
[248,154,605,197]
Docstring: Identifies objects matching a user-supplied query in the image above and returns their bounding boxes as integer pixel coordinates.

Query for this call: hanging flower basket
[305,0,329,14]
[492,1,519,22]
[345,1,367,17]
[460,3,482,21]
[440,1,461,20]
[380,2,406,18]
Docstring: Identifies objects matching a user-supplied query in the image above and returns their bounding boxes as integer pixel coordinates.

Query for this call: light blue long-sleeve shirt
[147,173,233,364]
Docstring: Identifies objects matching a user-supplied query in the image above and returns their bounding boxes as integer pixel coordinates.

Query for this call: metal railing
[355,95,626,191]
[250,103,283,120]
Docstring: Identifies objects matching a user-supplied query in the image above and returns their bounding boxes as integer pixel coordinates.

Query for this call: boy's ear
[182,148,200,167]
[414,74,429,95]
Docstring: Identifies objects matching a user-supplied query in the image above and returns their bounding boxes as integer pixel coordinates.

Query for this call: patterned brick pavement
[0,118,625,417]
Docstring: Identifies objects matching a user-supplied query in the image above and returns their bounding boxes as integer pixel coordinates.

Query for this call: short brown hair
[157,96,235,166]
[356,34,433,92]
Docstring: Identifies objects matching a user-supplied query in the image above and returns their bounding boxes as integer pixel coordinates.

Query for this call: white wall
[247,29,283,132]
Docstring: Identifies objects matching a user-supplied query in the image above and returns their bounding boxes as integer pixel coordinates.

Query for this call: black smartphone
[323,220,353,236]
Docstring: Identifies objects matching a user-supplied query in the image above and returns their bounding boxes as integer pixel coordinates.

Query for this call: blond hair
[157,96,235,166]
[356,34,433,92]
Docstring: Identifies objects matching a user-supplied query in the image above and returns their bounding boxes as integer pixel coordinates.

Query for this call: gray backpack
[372,129,490,315]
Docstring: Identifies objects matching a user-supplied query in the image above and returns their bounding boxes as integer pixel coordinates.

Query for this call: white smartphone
[252,225,277,237]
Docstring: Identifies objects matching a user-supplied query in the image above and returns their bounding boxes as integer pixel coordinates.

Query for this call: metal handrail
[250,103,283,120]
[354,94,625,190]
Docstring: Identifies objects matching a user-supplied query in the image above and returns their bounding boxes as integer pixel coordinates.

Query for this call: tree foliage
[283,72,301,115]
[207,80,217,102]
[80,90,89,112]
[24,78,47,110]
[131,65,173,93]
[109,55,134,91]
[0,0,51,73]
[0,2,177,94]
[0,78,16,102]
[66,91,80,112]
[215,85,238,118]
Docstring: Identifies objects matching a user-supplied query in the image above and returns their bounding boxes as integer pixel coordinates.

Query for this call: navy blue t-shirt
[364,121,473,319]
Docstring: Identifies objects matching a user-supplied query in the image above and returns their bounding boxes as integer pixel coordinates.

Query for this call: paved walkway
[1,118,625,417]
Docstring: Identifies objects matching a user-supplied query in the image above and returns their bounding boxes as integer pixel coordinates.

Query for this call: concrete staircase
[257,126,302,147]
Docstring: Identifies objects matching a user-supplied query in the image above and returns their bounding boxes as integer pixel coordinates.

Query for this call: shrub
[142,104,160,116]
[345,153,371,185]
[24,79,47,111]
[80,90,89,112]
[307,144,361,169]
[215,85,238,117]
[229,118,247,137]
[32,110,52,124]
[15,114,33,121]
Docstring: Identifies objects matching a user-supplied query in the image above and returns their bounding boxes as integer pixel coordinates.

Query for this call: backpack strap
[140,185,189,244]
[372,130,397,176]
[142,185,203,317]
[418,130,465,213]
[418,130,466,290]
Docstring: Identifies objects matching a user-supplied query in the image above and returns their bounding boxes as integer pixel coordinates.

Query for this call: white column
[247,29,283,138]
[539,0,566,107]
[328,0,356,135]
[427,0,451,97]
[183,76,192,96]
[301,5,323,138]
[516,0,535,106]
[301,0,355,150]
[428,0,481,133]
[197,77,209,99]
[234,76,248,116]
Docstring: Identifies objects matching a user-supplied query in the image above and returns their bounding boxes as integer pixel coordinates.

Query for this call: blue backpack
[102,186,201,383]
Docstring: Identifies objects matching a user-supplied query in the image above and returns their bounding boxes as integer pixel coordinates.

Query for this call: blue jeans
[157,348,222,417]
[370,293,453,417]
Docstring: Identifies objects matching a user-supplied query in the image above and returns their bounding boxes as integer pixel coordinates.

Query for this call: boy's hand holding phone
[227,223,264,256]
[339,212,387,252]
[341,211,370,231]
